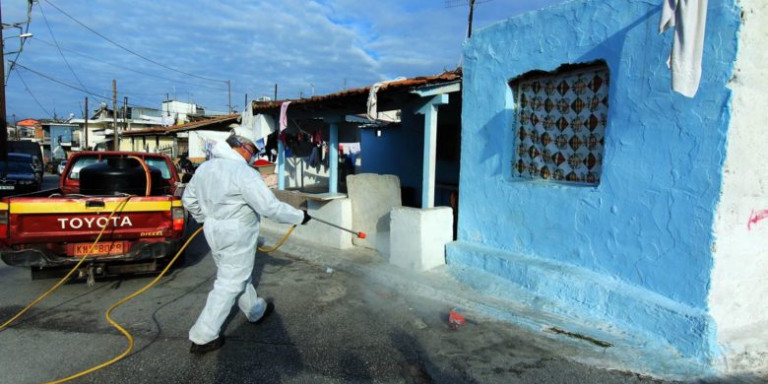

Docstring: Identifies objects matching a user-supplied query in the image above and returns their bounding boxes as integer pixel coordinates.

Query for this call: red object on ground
[357,232,367,239]
[253,159,273,166]
[448,309,466,330]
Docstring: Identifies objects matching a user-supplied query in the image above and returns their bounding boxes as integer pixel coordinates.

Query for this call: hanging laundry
[659,0,708,97]
[340,142,361,155]
[366,78,405,121]
[308,146,319,168]
[322,142,329,169]
[279,101,291,131]
[312,128,323,145]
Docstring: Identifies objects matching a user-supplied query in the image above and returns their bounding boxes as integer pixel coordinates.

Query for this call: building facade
[448,0,765,378]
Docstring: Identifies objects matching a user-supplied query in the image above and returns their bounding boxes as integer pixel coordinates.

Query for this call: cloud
[2,0,565,119]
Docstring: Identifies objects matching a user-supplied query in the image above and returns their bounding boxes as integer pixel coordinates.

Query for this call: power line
[37,1,90,94]
[28,36,228,92]
[5,0,35,83]
[13,61,155,108]
[42,0,226,84]
[14,70,53,118]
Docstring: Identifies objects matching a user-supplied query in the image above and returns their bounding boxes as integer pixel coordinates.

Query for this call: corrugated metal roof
[252,69,461,114]
[120,114,239,136]
[166,114,239,133]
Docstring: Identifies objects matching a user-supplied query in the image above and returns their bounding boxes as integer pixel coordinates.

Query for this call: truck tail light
[0,210,8,239]
[172,207,185,232]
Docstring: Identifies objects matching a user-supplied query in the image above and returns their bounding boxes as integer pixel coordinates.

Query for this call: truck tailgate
[2,196,184,245]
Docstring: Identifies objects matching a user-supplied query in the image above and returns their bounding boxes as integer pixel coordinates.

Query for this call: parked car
[7,140,44,176]
[0,153,42,195]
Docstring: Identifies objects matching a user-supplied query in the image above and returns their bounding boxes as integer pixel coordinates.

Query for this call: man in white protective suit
[182,134,311,354]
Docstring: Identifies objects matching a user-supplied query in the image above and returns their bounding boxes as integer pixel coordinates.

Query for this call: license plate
[0,185,14,190]
[73,242,125,257]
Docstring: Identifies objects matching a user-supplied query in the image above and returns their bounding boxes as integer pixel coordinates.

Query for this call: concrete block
[346,174,402,252]
[261,198,353,250]
[390,207,453,271]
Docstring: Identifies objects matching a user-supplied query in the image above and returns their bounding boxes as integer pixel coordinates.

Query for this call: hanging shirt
[366,78,405,121]
[659,0,709,97]
[279,101,291,131]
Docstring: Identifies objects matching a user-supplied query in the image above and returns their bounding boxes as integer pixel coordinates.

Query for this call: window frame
[508,62,610,187]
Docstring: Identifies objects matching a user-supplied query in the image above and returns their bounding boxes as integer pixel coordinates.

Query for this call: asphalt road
[0,190,752,383]
[0,225,676,384]
[41,173,60,190]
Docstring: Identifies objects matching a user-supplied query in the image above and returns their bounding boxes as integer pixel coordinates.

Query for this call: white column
[422,103,438,209]
[414,94,448,209]
[326,116,341,194]
[277,136,286,190]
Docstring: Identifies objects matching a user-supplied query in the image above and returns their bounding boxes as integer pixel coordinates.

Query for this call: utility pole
[0,4,7,163]
[467,0,476,38]
[123,96,128,135]
[84,97,88,150]
[112,79,118,151]
[226,80,232,114]
[244,93,247,112]
[274,83,278,101]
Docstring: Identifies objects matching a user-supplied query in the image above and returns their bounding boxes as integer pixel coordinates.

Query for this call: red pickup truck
[0,151,187,279]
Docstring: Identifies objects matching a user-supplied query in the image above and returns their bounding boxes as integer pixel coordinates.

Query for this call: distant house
[16,118,42,139]
[69,103,165,150]
[448,0,765,378]
[41,123,78,163]
[119,114,239,159]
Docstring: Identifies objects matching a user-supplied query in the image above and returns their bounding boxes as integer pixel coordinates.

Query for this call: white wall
[710,0,768,373]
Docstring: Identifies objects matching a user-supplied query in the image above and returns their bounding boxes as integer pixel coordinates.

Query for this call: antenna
[445,0,494,39]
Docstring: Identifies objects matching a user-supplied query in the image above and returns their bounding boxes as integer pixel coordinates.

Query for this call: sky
[1,0,565,121]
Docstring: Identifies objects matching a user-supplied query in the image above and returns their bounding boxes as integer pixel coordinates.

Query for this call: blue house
[448,0,766,378]
[41,123,78,163]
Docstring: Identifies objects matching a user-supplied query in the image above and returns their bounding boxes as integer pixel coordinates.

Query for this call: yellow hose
[0,197,132,332]
[127,156,152,197]
[38,223,296,384]
[42,226,204,384]
[257,225,296,253]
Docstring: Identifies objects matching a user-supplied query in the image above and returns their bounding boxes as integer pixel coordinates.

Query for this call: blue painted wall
[360,109,425,206]
[449,0,740,365]
[49,125,73,147]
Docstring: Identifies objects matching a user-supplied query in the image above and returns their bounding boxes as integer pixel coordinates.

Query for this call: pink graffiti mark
[748,209,768,231]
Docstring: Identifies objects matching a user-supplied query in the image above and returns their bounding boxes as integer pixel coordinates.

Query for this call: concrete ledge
[261,198,353,250]
[446,240,717,374]
[390,207,453,271]
[347,174,402,250]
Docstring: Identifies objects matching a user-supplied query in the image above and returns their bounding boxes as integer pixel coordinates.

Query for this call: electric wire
[4,0,35,83]
[29,37,228,92]
[13,61,156,109]
[13,70,53,118]
[37,1,90,94]
[42,0,227,84]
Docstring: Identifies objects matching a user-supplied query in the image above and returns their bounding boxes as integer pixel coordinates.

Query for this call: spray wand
[312,216,367,239]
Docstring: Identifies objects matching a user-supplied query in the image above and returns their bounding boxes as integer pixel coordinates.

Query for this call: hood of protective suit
[210,140,245,162]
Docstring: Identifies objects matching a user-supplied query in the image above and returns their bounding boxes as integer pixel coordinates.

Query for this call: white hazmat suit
[182,141,304,345]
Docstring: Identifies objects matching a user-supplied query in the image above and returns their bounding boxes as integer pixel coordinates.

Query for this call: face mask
[242,145,257,166]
